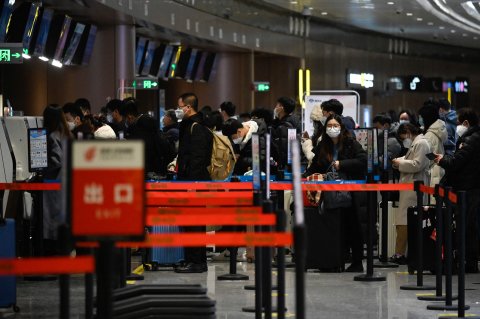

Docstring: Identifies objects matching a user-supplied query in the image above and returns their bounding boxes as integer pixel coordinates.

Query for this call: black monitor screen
[157,45,174,78]
[184,49,198,81]
[167,46,182,78]
[202,53,217,82]
[135,37,147,75]
[33,8,53,57]
[6,2,40,46]
[81,25,97,65]
[63,22,85,65]
[0,0,14,42]
[194,52,208,81]
[28,128,48,172]
[53,16,72,61]
[140,40,156,76]
[22,3,41,52]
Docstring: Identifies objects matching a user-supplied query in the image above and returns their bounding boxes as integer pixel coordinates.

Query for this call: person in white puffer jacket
[301,104,324,166]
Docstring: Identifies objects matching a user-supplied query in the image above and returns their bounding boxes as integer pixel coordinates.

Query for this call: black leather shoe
[389,254,407,265]
[173,260,187,269]
[174,262,208,273]
[345,263,364,272]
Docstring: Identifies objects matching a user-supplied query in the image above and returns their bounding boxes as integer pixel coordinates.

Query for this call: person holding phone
[433,108,480,273]
[390,123,430,264]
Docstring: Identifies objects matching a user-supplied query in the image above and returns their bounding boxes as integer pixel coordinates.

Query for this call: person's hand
[433,154,443,164]
[333,160,340,170]
[391,158,399,169]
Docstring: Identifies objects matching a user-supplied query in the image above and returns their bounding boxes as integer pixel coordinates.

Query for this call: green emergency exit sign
[133,78,159,90]
[0,43,23,64]
[253,81,270,92]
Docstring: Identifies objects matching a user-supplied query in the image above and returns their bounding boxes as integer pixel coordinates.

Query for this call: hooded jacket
[424,119,447,188]
[439,126,480,190]
[272,113,301,167]
[234,119,267,175]
[441,110,457,154]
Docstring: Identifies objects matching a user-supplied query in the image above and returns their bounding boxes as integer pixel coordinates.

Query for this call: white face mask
[326,127,341,138]
[175,109,184,120]
[403,138,412,149]
[399,120,410,125]
[106,114,113,123]
[457,125,468,138]
[233,136,243,144]
[319,115,327,126]
[273,108,280,119]
[67,121,75,131]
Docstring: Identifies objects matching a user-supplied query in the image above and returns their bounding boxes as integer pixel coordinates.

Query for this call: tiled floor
[3,259,480,319]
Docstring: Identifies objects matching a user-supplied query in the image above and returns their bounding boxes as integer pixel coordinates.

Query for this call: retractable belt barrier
[0,182,61,191]
[0,256,94,276]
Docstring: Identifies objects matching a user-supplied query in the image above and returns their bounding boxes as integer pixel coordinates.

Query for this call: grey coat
[42,131,66,240]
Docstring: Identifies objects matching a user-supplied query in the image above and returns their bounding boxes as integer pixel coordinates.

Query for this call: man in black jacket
[272,97,301,169]
[435,108,480,273]
[175,93,213,273]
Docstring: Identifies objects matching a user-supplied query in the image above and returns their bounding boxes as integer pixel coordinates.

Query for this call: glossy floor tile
[3,259,480,319]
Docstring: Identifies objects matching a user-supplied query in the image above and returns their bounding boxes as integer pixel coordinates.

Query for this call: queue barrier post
[374,171,398,269]
[58,224,70,319]
[427,187,469,311]
[400,181,435,291]
[262,200,274,319]
[354,173,386,282]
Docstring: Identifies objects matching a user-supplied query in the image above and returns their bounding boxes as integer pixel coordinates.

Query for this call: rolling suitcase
[0,218,19,312]
[145,226,184,270]
[305,206,343,271]
[407,206,438,274]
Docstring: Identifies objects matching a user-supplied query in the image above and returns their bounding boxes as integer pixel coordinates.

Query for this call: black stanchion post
[374,171,398,269]
[427,187,466,311]
[217,242,249,280]
[58,224,70,319]
[418,185,454,301]
[400,181,435,290]
[276,208,286,319]
[125,247,144,281]
[85,272,94,319]
[355,173,386,282]
[458,191,467,317]
[96,240,114,319]
[262,200,273,319]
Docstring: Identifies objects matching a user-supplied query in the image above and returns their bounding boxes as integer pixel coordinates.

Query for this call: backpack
[153,130,176,175]
[191,122,236,180]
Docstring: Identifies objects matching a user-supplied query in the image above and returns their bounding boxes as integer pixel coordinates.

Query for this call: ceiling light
[22,53,31,59]
[474,37,478,40]
[417,18,423,21]
[463,33,468,37]
[451,29,456,33]
[428,22,434,25]
[406,12,413,16]
[387,2,394,4]
[38,56,49,62]
[51,59,63,68]
[321,12,328,15]
[439,26,445,29]
[290,1,298,3]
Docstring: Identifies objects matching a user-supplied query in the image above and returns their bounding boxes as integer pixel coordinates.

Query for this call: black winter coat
[272,113,301,168]
[439,126,480,191]
[177,113,213,181]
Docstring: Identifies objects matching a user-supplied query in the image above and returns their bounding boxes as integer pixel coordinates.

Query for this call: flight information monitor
[28,128,48,172]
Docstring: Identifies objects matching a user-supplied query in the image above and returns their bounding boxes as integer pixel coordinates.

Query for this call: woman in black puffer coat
[304,114,367,272]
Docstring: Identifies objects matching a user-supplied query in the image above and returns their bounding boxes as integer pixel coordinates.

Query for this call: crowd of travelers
[41,94,480,274]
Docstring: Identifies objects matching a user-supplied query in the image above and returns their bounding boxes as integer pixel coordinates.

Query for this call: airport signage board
[70,140,145,240]
[133,77,159,90]
[253,81,270,92]
[347,72,374,88]
[0,43,24,64]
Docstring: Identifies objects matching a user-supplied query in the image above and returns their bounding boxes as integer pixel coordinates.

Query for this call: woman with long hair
[304,114,367,272]
[42,104,72,254]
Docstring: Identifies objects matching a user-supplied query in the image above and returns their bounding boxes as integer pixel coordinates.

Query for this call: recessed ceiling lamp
[428,22,434,25]
[439,26,445,29]
[474,37,478,40]
[39,56,49,62]
[290,1,297,3]
[387,2,394,4]
[406,12,413,16]
[321,12,328,15]
[463,33,468,37]
[451,29,456,33]
[417,17,423,21]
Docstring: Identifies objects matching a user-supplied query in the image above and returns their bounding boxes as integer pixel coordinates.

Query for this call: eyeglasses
[326,124,341,129]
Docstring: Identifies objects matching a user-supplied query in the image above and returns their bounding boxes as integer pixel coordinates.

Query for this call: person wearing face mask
[438,98,457,155]
[390,123,430,265]
[105,99,127,138]
[433,108,480,273]
[222,118,267,175]
[162,109,179,154]
[418,101,447,194]
[272,97,301,169]
[303,115,367,272]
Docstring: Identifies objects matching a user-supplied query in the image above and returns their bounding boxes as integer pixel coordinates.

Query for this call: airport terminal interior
[2,0,480,318]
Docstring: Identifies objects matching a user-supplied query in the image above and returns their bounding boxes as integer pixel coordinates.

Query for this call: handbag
[322,163,352,209]
[304,173,323,206]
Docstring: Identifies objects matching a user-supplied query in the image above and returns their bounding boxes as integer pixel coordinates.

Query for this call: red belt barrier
[0,256,94,275]
[448,192,457,204]
[146,192,253,206]
[0,183,61,191]
[147,213,275,226]
[270,182,414,191]
[77,232,292,248]
[146,182,253,191]
[419,184,435,196]
[147,207,262,215]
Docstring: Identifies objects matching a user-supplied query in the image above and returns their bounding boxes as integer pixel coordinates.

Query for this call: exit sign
[253,81,270,92]
[133,78,159,90]
[0,43,23,64]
